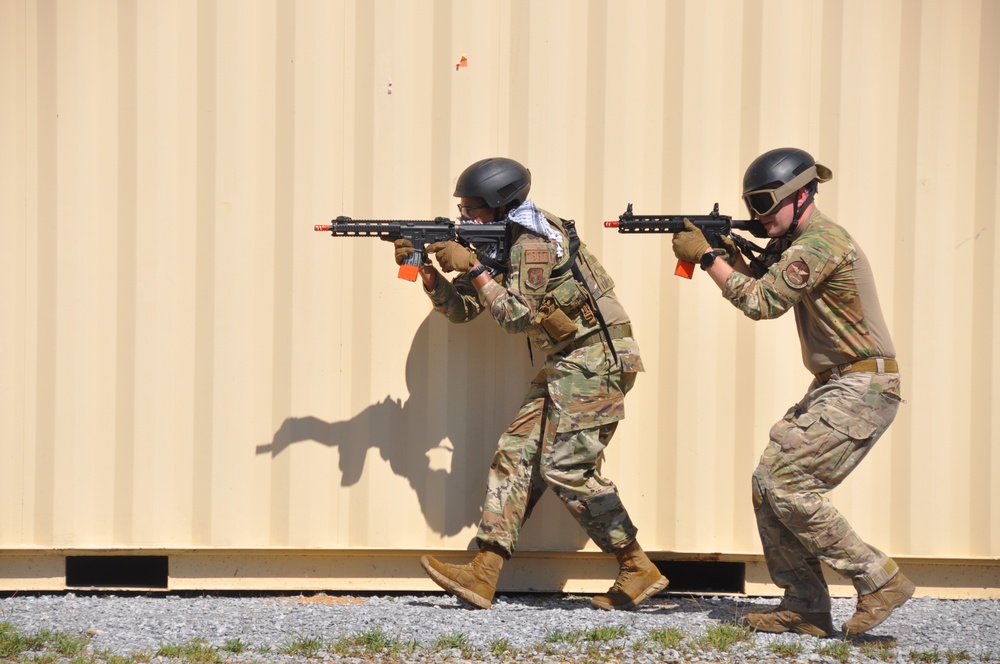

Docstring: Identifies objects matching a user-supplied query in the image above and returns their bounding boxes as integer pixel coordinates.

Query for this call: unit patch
[524,249,549,264]
[526,267,546,290]
[782,260,811,289]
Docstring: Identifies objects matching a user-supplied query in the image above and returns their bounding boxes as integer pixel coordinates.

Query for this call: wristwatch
[467,263,489,280]
[700,250,724,271]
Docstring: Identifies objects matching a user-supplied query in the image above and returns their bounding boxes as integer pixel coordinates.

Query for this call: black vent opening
[66,556,168,589]
[653,561,744,594]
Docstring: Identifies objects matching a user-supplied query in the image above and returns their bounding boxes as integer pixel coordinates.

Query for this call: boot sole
[744,615,833,638]
[419,556,492,609]
[591,574,669,611]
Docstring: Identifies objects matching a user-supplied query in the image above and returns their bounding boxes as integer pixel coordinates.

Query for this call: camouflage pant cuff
[475,537,513,560]
[780,596,832,614]
[853,558,900,595]
[596,528,638,553]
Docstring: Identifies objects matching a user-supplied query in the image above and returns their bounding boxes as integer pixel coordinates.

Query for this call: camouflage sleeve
[425,272,486,323]
[722,233,843,321]
[479,234,557,334]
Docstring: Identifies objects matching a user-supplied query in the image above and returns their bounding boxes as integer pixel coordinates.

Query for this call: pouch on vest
[538,306,577,342]
[529,277,590,349]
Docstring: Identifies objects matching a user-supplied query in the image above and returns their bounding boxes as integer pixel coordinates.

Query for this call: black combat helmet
[454,157,531,210]
[742,148,832,232]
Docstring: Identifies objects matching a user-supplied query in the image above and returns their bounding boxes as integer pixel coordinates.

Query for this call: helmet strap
[785,187,816,237]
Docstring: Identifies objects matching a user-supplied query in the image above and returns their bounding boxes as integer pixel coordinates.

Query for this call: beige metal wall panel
[1,0,998,590]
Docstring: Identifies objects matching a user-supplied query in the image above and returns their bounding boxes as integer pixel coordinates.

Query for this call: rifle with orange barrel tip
[315,216,511,281]
[604,203,771,278]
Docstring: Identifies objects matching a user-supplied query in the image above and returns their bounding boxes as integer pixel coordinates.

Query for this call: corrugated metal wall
[1,0,998,585]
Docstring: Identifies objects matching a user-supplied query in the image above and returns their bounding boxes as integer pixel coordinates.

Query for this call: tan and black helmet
[742,148,832,219]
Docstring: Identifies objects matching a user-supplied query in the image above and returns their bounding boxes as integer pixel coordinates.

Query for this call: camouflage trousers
[476,340,642,556]
[752,371,903,613]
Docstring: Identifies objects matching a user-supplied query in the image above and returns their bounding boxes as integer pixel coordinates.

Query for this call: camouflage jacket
[424,208,641,368]
[722,208,895,375]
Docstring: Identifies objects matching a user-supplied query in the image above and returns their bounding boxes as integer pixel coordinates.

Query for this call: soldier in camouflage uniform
[672,148,914,637]
[391,157,667,611]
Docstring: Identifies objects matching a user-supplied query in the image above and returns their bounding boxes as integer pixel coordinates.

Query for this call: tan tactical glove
[671,219,712,264]
[384,237,421,266]
[427,241,477,273]
[718,234,740,266]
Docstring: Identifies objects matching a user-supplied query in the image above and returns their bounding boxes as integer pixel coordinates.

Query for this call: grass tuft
[768,640,805,657]
[861,640,898,661]
[277,635,323,658]
[433,631,474,655]
[584,625,628,642]
[647,627,684,650]
[691,622,754,652]
[817,640,853,663]
[488,637,510,657]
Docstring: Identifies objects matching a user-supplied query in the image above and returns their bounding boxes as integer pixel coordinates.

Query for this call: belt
[560,322,632,354]
[816,357,898,384]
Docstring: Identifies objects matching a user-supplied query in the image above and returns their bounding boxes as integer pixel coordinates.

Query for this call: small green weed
[817,640,853,663]
[488,637,510,657]
[768,640,805,657]
[184,639,224,664]
[433,631,473,654]
[544,629,583,645]
[48,631,90,657]
[910,650,943,663]
[222,637,249,654]
[585,625,628,642]
[861,640,898,661]
[946,651,972,662]
[647,627,684,650]
[278,635,323,658]
[155,643,183,658]
[0,626,47,659]
[692,622,753,651]
[341,628,413,656]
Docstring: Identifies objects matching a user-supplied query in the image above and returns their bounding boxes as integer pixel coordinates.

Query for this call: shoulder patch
[782,260,811,289]
[524,249,550,265]
[525,267,546,290]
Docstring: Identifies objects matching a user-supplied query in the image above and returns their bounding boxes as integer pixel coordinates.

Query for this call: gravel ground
[2,590,999,662]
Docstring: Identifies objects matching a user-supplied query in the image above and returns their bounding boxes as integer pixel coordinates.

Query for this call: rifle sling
[551,220,620,367]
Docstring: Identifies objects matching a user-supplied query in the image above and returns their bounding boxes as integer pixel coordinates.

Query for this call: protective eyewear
[742,163,832,217]
[742,188,788,217]
[457,203,489,219]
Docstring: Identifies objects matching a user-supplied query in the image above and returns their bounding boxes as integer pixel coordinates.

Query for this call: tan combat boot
[420,545,505,609]
[842,572,915,635]
[743,605,835,638]
[591,540,669,610]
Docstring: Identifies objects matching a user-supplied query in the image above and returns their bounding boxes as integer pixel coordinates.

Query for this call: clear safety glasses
[457,203,489,219]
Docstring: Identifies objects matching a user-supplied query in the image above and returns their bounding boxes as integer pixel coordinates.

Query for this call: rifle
[604,203,772,278]
[315,216,511,281]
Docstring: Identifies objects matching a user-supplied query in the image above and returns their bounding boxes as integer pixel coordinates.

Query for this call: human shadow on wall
[257,313,589,549]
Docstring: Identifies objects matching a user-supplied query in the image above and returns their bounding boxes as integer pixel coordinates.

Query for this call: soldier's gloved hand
[672,219,712,264]
[385,238,424,267]
[427,241,476,273]
[718,234,740,266]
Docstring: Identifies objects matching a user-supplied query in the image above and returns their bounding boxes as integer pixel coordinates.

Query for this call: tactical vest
[524,212,618,355]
